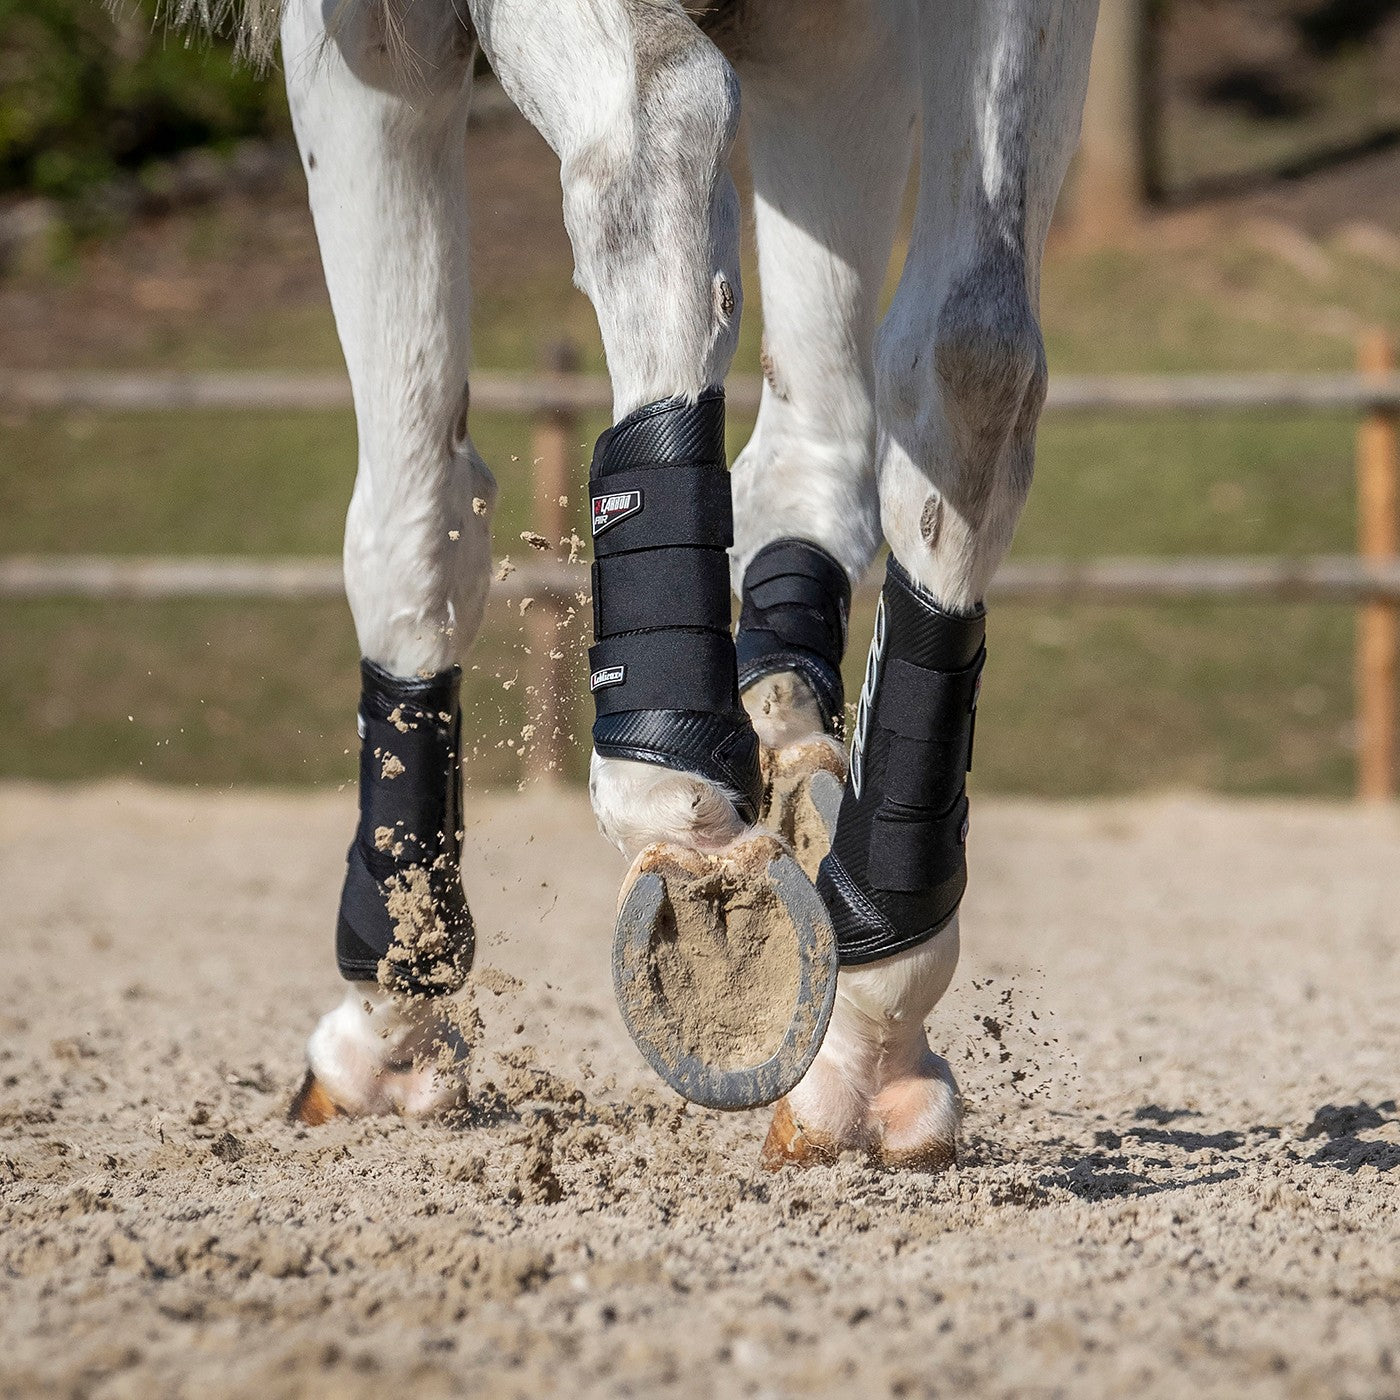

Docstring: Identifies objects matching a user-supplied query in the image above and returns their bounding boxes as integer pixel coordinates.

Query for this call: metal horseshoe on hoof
[805,767,844,839]
[612,847,840,1111]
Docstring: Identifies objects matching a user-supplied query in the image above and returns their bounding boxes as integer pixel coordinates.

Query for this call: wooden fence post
[1070,0,1158,243]
[525,339,581,783]
[1357,329,1399,802]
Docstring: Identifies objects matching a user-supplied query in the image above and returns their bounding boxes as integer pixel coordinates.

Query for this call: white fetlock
[292,983,471,1124]
[589,752,749,860]
[764,924,962,1170]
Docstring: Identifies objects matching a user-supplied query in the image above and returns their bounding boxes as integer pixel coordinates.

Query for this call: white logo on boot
[591,490,643,536]
[849,593,886,800]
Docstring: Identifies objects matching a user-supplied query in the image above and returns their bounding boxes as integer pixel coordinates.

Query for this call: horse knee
[623,4,739,181]
[937,255,1047,498]
[878,249,1046,529]
[875,249,1047,605]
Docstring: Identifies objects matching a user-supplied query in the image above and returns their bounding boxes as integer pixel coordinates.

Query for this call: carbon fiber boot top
[588,390,762,825]
[336,659,474,995]
[590,386,727,472]
[592,710,761,810]
[817,558,985,964]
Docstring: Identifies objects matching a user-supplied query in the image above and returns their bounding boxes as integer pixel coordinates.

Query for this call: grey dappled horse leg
[472,0,751,854]
[727,0,915,753]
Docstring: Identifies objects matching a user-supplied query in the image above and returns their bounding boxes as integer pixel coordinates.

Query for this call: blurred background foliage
[0,0,286,200]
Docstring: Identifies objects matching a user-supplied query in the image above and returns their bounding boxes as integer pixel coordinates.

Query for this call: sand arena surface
[1,782,1398,1399]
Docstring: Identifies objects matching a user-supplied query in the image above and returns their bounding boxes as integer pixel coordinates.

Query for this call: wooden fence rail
[8,367,1400,416]
[2,341,1397,797]
[7,553,1400,605]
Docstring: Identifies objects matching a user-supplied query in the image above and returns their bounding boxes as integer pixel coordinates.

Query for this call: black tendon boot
[736,539,852,738]
[587,388,762,822]
[817,558,985,965]
[336,659,474,995]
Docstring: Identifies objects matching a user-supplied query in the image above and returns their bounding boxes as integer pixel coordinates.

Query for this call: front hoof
[868,1055,961,1172]
[612,836,838,1111]
[759,1097,840,1171]
[288,1070,346,1127]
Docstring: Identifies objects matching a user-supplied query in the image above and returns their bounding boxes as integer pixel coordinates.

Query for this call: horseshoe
[611,843,839,1111]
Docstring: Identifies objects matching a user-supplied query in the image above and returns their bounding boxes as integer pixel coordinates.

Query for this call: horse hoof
[759,1096,840,1171]
[867,1057,961,1171]
[872,1138,958,1172]
[759,739,846,882]
[612,834,838,1111]
[288,1070,346,1126]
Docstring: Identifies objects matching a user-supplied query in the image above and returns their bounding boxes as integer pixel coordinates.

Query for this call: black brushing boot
[818,557,985,965]
[736,538,852,739]
[336,658,474,996]
[587,387,762,820]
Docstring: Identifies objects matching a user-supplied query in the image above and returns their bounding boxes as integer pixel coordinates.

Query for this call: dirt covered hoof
[612,836,838,1111]
[872,1137,958,1172]
[759,1097,841,1171]
[759,739,846,882]
[294,985,477,1124]
[288,1071,347,1127]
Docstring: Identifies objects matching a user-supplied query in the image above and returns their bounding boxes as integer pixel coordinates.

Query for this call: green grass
[0,234,1389,793]
[1021,415,1358,558]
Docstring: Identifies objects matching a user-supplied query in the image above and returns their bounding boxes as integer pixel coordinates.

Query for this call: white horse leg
[726,0,915,755]
[471,0,753,859]
[765,0,1098,1169]
[281,0,490,1122]
[701,0,916,1151]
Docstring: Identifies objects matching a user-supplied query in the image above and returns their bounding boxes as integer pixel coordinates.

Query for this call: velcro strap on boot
[817,558,985,965]
[868,793,970,892]
[588,389,761,822]
[592,549,730,636]
[736,539,852,736]
[590,630,740,715]
[336,659,474,994]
